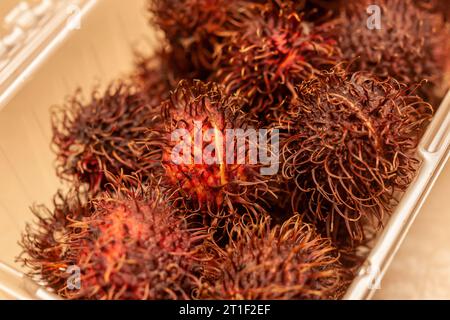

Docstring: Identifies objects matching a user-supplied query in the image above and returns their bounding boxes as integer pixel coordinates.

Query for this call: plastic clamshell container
[0,0,448,300]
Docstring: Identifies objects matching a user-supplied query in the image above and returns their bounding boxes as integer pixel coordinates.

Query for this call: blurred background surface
[0,0,449,300]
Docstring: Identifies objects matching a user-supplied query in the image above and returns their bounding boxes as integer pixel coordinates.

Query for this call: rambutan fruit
[133,52,173,104]
[18,189,91,294]
[213,3,341,119]
[413,0,450,22]
[19,186,209,300]
[297,0,344,23]
[148,0,241,76]
[335,0,449,103]
[133,44,203,99]
[51,81,162,193]
[149,0,326,77]
[142,79,280,227]
[278,68,433,241]
[198,215,349,300]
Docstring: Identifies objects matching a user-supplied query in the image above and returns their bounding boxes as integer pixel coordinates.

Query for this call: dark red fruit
[142,80,280,226]
[19,186,209,300]
[214,3,341,119]
[149,0,242,76]
[278,68,433,241]
[51,81,162,193]
[335,0,449,103]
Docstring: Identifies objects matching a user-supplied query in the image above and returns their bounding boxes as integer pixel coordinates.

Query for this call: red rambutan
[148,0,242,76]
[19,185,209,300]
[149,0,329,77]
[142,79,281,226]
[199,214,349,300]
[213,3,341,119]
[413,0,450,22]
[335,0,449,103]
[133,52,173,104]
[278,68,433,241]
[133,42,204,99]
[296,0,345,23]
[51,81,162,193]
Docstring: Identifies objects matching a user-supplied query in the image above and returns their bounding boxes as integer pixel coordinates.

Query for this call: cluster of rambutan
[18,0,447,300]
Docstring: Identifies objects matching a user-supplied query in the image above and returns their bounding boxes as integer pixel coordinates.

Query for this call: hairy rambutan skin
[149,0,235,76]
[19,186,209,300]
[133,44,203,100]
[18,189,91,293]
[296,0,345,23]
[413,0,450,22]
[335,0,449,103]
[213,4,341,118]
[142,80,280,226]
[198,215,349,300]
[278,68,433,241]
[51,82,162,194]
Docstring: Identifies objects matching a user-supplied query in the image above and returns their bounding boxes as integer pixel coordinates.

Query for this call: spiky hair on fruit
[335,0,449,103]
[133,45,202,99]
[18,189,91,295]
[133,52,173,104]
[148,0,320,77]
[141,79,280,227]
[278,68,433,241]
[51,81,162,194]
[18,183,210,300]
[198,214,348,300]
[296,0,345,23]
[148,0,236,76]
[213,2,341,120]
